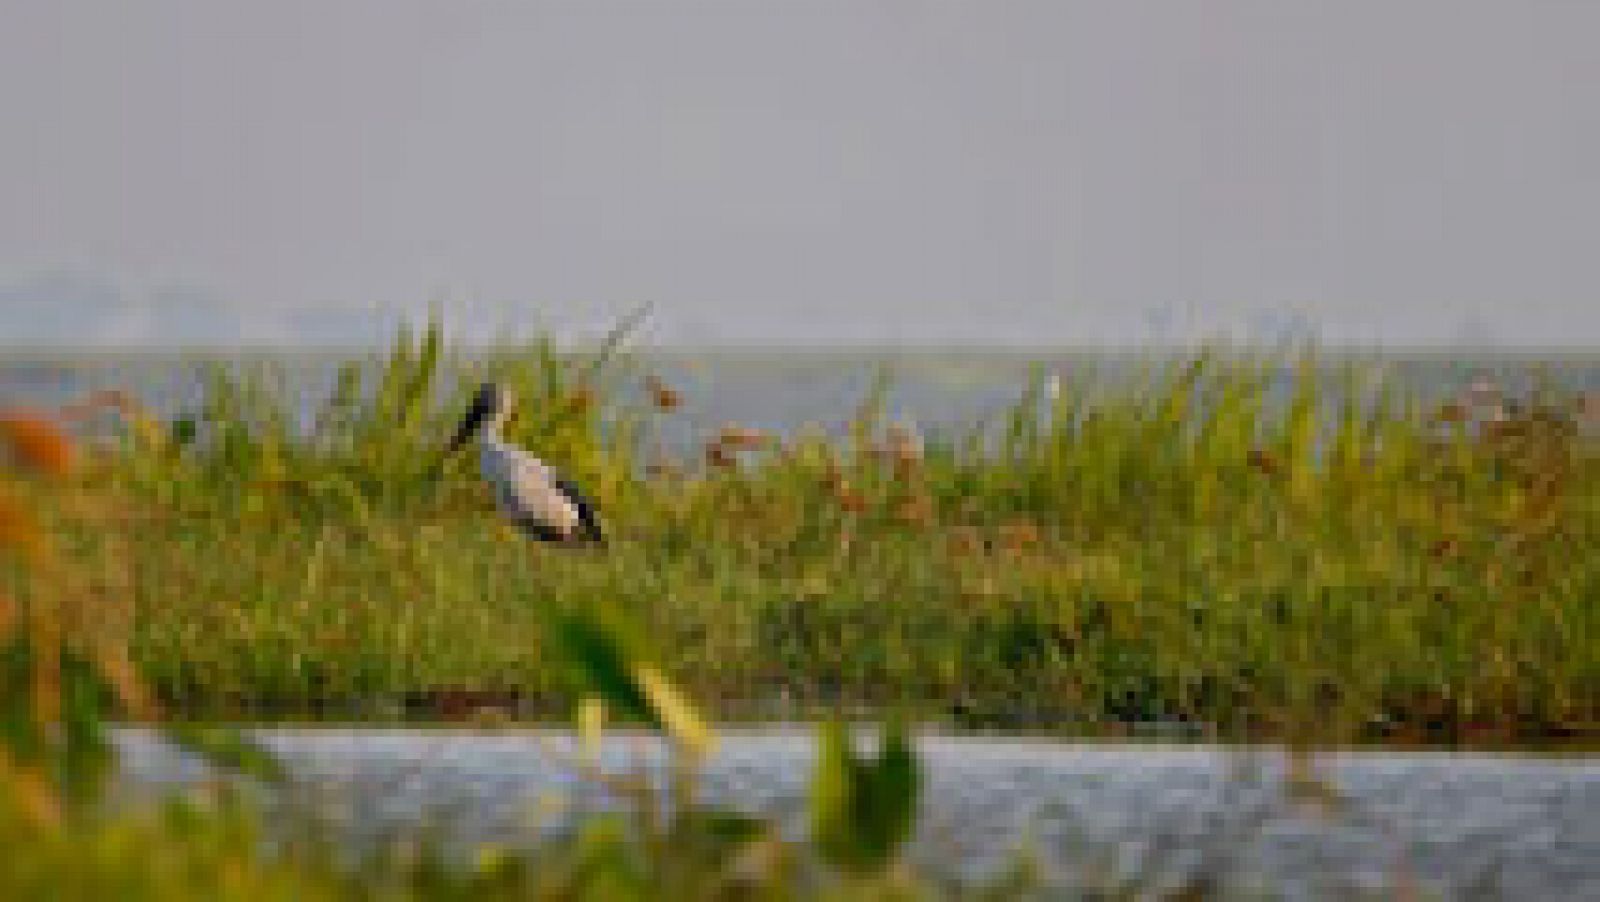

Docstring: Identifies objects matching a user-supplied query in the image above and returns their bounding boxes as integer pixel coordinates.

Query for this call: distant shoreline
[3,343,1598,362]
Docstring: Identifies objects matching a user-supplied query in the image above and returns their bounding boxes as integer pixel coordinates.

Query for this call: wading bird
[444,382,605,545]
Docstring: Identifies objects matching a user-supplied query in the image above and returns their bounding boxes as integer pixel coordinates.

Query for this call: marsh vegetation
[2,321,1595,897]
[31,322,1596,742]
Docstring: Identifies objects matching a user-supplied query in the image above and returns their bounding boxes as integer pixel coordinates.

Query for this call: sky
[2,1,1598,348]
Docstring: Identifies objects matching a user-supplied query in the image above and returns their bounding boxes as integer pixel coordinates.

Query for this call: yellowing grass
[37,330,1600,744]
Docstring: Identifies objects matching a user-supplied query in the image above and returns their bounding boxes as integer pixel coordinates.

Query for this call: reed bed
[22,321,1600,743]
[1,406,985,898]
[3,326,1596,899]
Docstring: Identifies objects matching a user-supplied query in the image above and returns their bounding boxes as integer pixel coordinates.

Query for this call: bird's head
[445,382,514,456]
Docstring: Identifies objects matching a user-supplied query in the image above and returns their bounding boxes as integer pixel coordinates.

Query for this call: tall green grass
[40,322,1600,743]
[2,410,948,899]
[3,326,1594,897]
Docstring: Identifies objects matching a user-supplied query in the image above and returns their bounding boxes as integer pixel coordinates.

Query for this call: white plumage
[446,383,604,545]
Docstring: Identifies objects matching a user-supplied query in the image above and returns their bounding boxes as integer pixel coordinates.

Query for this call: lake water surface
[114,727,1599,899]
[6,351,1599,451]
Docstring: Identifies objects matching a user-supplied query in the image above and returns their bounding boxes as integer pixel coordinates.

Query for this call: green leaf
[548,607,714,755]
[160,725,285,783]
[168,416,198,449]
[809,719,859,871]
[809,718,922,875]
[866,718,920,863]
[667,807,769,868]
[549,610,654,725]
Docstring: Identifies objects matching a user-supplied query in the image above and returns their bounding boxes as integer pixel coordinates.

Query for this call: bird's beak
[443,398,491,458]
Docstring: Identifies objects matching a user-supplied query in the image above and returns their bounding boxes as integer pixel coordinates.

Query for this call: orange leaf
[716,423,769,449]
[1,411,74,476]
[0,590,16,638]
[645,375,683,411]
[0,492,43,559]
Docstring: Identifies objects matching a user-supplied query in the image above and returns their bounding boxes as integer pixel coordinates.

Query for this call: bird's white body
[479,432,581,538]
[451,384,603,544]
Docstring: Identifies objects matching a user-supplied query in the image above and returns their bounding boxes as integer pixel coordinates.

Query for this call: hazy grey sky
[3,1,1598,347]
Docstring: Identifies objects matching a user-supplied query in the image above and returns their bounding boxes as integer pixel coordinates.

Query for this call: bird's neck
[482,408,511,440]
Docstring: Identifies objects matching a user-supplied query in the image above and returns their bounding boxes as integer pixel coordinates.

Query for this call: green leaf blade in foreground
[810,719,857,872]
[810,719,922,876]
[868,720,920,867]
[549,608,713,757]
[160,725,286,784]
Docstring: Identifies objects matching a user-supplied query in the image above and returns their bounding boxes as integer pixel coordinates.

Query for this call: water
[5,349,1599,450]
[114,727,1599,899]
[21,352,1599,895]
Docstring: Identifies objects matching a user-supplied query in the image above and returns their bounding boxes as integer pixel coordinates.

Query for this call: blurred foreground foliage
[2,409,939,899]
[3,322,1596,897]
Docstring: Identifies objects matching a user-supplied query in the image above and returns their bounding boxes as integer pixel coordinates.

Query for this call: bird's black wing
[553,476,606,545]
[508,513,572,544]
